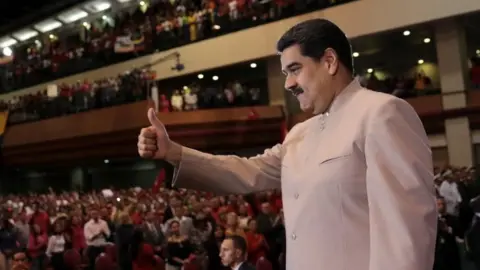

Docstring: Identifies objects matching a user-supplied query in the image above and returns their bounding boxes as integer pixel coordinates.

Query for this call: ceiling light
[423,38,431,44]
[197,74,204,79]
[58,9,89,23]
[0,37,17,48]
[34,19,62,33]
[367,68,373,74]
[403,30,410,36]
[212,75,219,81]
[104,159,109,164]
[102,15,108,20]
[84,0,111,13]
[49,34,55,39]
[12,29,38,41]
[213,25,221,30]
[2,47,12,57]
[476,49,480,55]
[352,52,359,57]
[139,1,146,5]
[250,63,257,68]
[418,59,424,65]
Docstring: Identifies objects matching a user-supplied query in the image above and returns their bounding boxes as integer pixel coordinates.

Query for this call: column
[435,19,473,167]
[267,57,290,109]
[71,167,85,191]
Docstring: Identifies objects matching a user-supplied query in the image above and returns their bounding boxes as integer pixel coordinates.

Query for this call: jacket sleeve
[364,97,437,270]
[169,144,283,195]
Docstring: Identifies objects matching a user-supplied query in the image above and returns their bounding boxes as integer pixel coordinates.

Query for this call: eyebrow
[282,62,301,74]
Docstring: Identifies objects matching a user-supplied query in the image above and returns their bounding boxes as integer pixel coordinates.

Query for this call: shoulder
[356,89,419,125]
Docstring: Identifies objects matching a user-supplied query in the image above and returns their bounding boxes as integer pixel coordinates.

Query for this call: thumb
[147,108,164,131]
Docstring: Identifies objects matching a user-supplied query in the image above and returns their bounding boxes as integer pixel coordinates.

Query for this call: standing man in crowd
[138,19,437,270]
[84,208,110,269]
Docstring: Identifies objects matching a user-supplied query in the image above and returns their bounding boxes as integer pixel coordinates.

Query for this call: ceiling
[0,0,85,37]
[350,24,437,73]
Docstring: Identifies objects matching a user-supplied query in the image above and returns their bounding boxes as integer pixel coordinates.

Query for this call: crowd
[2,0,352,92]
[0,164,478,270]
[0,184,284,270]
[0,68,264,125]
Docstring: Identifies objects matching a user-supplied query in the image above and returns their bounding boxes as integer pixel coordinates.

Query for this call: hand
[138,108,171,159]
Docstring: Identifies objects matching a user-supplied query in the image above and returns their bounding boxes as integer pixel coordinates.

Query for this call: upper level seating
[1,0,354,93]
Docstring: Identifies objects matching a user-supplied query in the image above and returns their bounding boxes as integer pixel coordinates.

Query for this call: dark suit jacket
[239,262,256,270]
[142,222,165,246]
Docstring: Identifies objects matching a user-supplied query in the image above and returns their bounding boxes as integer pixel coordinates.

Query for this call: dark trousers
[87,246,105,270]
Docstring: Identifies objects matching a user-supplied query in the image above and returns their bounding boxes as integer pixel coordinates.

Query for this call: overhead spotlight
[197,74,204,79]
[367,68,373,74]
[352,52,359,57]
[212,75,219,81]
[403,30,411,36]
[423,38,431,44]
[418,59,424,65]
[139,1,146,5]
[476,49,480,55]
[250,63,257,68]
[213,25,221,30]
[2,47,12,57]
[104,159,109,164]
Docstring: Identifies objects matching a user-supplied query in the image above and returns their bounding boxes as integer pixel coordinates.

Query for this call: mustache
[287,86,304,96]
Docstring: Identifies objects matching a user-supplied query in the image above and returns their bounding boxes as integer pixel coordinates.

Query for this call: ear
[323,48,339,76]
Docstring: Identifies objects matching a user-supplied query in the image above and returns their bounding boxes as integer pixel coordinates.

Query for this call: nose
[284,76,297,92]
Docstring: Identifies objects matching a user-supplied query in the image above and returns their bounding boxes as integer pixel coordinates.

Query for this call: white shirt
[439,181,462,215]
[84,219,110,247]
[46,235,65,256]
[232,261,244,270]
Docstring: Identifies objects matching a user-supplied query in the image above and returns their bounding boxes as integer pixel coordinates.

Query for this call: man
[220,235,256,270]
[84,208,110,270]
[10,250,30,270]
[138,19,437,270]
[142,211,165,253]
[433,197,461,270]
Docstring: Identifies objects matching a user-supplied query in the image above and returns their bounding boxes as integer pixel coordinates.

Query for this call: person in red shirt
[69,215,86,254]
[29,202,50,235]
[27,224,48,270]
[245,219,268,264]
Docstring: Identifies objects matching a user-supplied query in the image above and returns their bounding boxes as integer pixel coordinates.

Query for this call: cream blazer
[170,79,437,270]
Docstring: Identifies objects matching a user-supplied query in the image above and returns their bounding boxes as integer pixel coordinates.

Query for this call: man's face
[12,252,29,270]
[281,44,338,114]
[220,239,239,266]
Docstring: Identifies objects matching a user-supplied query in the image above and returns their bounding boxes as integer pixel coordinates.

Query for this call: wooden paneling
[2,104,285,166]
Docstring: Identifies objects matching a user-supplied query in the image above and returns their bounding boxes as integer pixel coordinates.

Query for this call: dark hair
[276,19,354,73]
[225,235,247,255]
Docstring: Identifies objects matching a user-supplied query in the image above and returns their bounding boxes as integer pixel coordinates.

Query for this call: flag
[152,168,166,194]
[114,33,145,53]
[0,110,9,166]
[0,55,13,65]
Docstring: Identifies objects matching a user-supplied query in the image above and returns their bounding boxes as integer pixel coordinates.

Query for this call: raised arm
[138,108,282,195]
[165,142,282,194]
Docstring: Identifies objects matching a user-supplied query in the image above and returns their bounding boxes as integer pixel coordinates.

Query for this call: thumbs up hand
[138,108,171,159]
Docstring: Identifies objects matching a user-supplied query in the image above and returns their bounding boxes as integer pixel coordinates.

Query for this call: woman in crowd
[166,220,194,270]
[46,221,67,270]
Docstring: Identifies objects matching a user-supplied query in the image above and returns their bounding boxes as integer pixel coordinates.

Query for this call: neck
[314,74,353,115]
